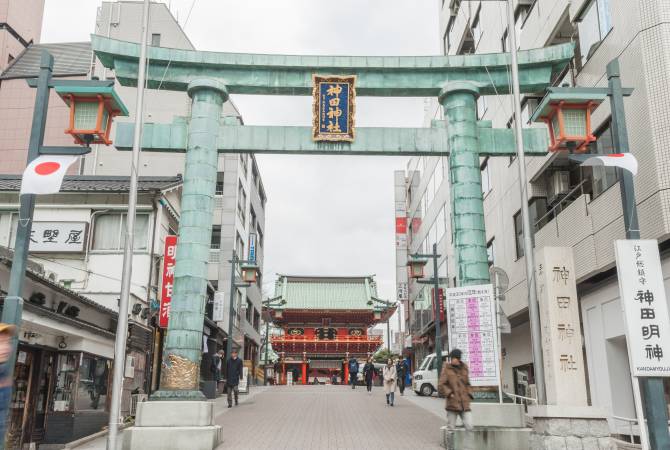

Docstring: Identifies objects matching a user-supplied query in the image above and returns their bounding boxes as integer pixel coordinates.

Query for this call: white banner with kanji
[615,240,670,377]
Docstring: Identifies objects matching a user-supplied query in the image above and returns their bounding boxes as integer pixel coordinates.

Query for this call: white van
[412,351,449,396]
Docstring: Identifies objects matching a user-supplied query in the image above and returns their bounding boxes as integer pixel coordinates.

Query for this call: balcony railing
[271,335,383,343]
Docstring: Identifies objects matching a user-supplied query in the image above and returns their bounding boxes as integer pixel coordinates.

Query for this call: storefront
[0,258,117,448]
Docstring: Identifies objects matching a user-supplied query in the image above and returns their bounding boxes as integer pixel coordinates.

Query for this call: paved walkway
[216,385,445,450]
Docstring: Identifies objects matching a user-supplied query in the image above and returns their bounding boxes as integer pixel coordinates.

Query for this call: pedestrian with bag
[225,349,244,408]
[382,358,397,406]
[438,348,473,447]
[348,356,359,389]
[363,357,375,394]
[396,357,407,396]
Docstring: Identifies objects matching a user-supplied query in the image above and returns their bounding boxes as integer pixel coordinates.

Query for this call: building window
[577,0,612,67]
[590,120,618,198]
[151,33,161,47]
[257,227,264,248]
[477,96,488,120]
[215,172,224,195]
[253,308,260,332]
[252,162,259,188]
[250,207,257,232]
[487,238,495,267]
[93,213,149,250]
[246,298,253,323]
[471,7,483,48]
[237,182,247,226]
[259,186,266,209]
[76,355,110,411]
[520,97,541,125]
[481,157,491,195]
[210,225,221,249]
[236,233,245,259]
[514,211,524,259]
[240,154,248,177]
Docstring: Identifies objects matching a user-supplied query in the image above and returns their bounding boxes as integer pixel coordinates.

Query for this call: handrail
[611,415,638,444]
[534,179,588,230]
[502,391,537,404]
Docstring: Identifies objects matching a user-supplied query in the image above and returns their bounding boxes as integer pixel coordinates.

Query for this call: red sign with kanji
[159,235,177,328]
[395,217,407,234]
[432,287,446,323]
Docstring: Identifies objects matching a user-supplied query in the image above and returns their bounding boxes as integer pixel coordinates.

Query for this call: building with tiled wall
[0,0,44,72]
[396,0,670,435]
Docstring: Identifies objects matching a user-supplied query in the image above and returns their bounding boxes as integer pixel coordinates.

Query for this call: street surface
[216,385,445,449]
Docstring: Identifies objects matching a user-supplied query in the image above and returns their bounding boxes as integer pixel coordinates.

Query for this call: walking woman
[382,358,397,406]
[363,357,375,394]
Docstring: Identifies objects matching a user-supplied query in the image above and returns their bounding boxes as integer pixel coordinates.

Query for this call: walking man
[438,349,473,448]
[226,349,244,408]
[363,357,375,394]
[348,356,359,389]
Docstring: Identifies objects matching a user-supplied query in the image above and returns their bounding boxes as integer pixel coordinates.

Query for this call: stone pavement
[215,385,445,450]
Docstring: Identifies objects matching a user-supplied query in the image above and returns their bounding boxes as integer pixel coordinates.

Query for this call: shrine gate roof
[273,275,385,311]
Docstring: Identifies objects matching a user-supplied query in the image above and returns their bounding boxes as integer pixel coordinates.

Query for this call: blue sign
[312,75,356,142]
[248,233,256,263]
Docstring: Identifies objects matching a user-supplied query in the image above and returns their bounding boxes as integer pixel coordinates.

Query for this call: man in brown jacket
[438,349,474,434]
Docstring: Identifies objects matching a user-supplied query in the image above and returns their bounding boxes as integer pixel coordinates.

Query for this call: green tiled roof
[274,275,380,310]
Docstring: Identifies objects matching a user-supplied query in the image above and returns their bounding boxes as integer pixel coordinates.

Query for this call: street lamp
[367,297,396,352]
[225,251,257,365]
[529,88,606,152]
[411,243,445,381]
[261,296,286,385]
[407,256,428,279]
[56,85,129,146]
[0,51,128,449]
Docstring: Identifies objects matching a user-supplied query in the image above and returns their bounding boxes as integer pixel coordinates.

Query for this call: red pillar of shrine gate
[343,359,349,385]
[301,362,307,385]
[282,362,286,385]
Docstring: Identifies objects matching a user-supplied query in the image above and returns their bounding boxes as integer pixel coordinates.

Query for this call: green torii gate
[92,35,572,400]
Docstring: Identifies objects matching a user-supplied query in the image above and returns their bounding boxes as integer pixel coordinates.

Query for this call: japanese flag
[20,155,78,195]
[580,153,638,176]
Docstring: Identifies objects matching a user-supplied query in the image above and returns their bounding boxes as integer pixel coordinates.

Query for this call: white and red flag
[20,155,78,195]
[580,153,638,176]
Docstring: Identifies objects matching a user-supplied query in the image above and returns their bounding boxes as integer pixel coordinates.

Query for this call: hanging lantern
[240,262,259,284]
[531,88,606,153]
[55,85,129,146]
[407,257,427,279]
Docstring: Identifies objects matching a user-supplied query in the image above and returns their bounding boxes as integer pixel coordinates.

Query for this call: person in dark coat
[363,357,375,394]
[396,358,407,396]
[348,357,359,389]
[226,349,244,408]
[438,349,473,434]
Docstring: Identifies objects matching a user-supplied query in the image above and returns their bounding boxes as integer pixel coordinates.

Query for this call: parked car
[412,351,449,396]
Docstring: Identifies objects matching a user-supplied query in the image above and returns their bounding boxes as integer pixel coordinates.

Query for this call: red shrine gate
[266,275,395,384]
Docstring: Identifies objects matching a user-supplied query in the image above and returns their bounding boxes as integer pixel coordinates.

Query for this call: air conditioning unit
[124,355,135,378]
[547,171,570,205]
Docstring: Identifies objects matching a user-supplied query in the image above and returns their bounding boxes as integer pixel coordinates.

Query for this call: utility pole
[226,251,239,362]
[431,244,443,381]
[607,59,670,450]
[107,1,150,448]
[505,0,546,405]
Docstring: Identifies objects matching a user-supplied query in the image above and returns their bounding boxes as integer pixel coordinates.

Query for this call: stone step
[122,425,222,450]
[441,427,533,450]
[135,401,215,427]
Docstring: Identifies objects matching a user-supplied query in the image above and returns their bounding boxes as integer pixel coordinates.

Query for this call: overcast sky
[41,0,440,335]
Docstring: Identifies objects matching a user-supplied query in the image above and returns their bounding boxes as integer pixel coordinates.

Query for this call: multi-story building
[0,1,267,381]
[0,0,44,72]
[396,0,670,434]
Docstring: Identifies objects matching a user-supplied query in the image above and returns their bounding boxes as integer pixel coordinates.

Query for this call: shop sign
[248,232,256,263]
[27,221,87,252]
[445,284,499,387]
[213,292,225,322]
[159,235,177,328]
[431,287,445,322]
[615,240,670,377]
[312,75,356,142]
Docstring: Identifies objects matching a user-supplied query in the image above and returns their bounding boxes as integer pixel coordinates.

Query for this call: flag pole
[107,0,150,448]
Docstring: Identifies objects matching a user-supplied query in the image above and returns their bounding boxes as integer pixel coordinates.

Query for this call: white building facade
[396,0,670,434]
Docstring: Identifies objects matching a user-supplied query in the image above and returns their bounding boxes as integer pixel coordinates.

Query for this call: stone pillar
[535,247,587,406]
[154,79,228,401]
[439,81,489,286]
[528,406,614,450]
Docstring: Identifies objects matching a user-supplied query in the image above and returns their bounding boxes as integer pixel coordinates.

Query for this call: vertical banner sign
[213,291,225,322]
[536,247,588,406]
[615,240,670,377]
[431,288,446,322]
[312,75,356,142]
[446,284,499,386]
[248,232,257,263]
[159,235,177,328]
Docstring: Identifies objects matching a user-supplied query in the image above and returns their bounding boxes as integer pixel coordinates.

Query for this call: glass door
[6,348,35,449]
[30,351,56,442]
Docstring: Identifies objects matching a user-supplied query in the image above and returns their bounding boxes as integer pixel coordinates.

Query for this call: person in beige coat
[382,359,397,406]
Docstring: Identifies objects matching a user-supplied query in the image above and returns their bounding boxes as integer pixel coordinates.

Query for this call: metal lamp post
[368,298,397,353]
[0,51,126,449]
[225,250,256,365]
[411,244,444,381]
[261,297,285,385]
